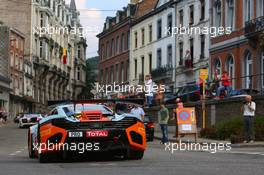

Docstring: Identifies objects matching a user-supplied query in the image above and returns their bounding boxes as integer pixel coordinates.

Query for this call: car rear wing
[47,99,145,107]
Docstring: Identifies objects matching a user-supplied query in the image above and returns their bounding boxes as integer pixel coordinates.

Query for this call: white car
[18,114,43,128]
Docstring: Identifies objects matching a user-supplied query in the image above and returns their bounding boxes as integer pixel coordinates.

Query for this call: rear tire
[28,131,35,158]
[39,153,50,163]
[129,150,144,160]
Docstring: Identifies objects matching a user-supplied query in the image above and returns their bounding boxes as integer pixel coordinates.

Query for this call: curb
[154,136,264,148]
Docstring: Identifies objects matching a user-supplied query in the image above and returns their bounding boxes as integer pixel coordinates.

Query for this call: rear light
[146,122,154,128]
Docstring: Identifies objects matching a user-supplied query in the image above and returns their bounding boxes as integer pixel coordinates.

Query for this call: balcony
[151,65,173,82]
[245,16,264,38]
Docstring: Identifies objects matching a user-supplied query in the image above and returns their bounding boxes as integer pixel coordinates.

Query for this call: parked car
[144,115,154,141]
[176,84,201,102]
[18,114,43,128]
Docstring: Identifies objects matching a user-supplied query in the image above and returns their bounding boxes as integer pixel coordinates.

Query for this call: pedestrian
[215,71,232,99]
[241,95,256,143]
[144,74,154,107]
[130,105,145,121]
[158,103,170,144]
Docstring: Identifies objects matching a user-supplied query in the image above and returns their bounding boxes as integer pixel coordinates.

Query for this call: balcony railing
[151,65,173,81]
[245,16,264,37]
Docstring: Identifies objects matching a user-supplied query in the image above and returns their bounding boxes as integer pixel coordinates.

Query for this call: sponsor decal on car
[86,130,108,137]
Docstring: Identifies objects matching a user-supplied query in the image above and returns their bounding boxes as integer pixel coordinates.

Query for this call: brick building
[97,2,137,98]
[9,28,28,117]
[210,0,264,91]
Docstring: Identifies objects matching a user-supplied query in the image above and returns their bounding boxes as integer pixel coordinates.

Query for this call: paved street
[0,123,263,175]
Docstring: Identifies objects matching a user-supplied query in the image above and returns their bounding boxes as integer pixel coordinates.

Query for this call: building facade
[210,0,264,91]
[130,0,176,93]
[0,25,11,113]
[97,3,137,98]
[9,28,27,117]
[0,0,87,113]
[174,0,210,89]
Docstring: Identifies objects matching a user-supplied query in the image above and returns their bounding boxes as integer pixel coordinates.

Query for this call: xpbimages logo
[96,82,166,95]
[164,141,232,154]
[33,141,100,154]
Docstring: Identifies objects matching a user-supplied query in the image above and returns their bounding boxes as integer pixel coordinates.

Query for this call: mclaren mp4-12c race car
[28,99,147,163]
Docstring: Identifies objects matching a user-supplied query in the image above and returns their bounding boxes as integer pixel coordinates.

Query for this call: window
[110,66,114,83]
[141,28,145,46]
[157,49,162,68]
[111,39,115,56]
[116,36,119,54]
[115,64,119,83]
[53,0,55,12]
[245,0,252,22]
[167,45,172,66]
[189,5,194,25]
[215,1,222,28]
[100,70,103,83]
[245,51,252,89]
[77,67,81,81]
[200,35,205,59]
[157,19,162,39]
[39,40,43,58]
[227,0,234,30]
[167,14,172,35]
[77,46,81,59]
[105,67,109,83]
[121,62,124,82]
[101,44,105,60]
[141,56,145,78]
[149,25,152,42]
[179,10,184,26]
[214,58,222,76]
[134,32,138,49]
[121,33,125,52]
[257,0,264,17]
[126,60,129,81]
[226,56,235,88]
[179,42,183,65]
[127,31,130,50]
[106,41,109,58]
[134,59,137,79]
[10,52,14,67]
[200,0,205,20]
[190,38,194,61]
[149,53,152,74]
[40,13,44,27]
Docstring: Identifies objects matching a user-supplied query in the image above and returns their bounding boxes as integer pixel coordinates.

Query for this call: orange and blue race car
[28,99,146,163]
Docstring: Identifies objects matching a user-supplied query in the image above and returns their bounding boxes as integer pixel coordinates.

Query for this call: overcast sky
[66,0,130,58]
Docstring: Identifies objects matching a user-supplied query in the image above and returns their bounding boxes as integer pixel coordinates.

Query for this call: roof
[134,0,159,19]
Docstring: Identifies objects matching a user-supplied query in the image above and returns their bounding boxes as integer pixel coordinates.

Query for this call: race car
[28,99,146,163]
[18,114,43,128]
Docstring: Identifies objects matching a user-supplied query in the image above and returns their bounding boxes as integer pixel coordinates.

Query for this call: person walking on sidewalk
[158,103,170,144]
[241,95,256,143]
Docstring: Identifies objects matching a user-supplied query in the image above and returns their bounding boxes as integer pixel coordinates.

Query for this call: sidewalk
[154,125,264,148]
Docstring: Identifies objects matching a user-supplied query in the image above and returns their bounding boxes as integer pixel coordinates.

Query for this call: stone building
[0,0,87,112]
[0,25,11,113]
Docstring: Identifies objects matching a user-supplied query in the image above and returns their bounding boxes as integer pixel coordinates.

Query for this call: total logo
[86,130,109,138]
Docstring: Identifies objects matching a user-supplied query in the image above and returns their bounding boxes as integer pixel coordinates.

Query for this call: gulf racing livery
[28,99,146,163]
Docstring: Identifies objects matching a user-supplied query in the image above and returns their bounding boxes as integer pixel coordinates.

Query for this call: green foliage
[83,57,98,99]
[200,116,264,141]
